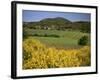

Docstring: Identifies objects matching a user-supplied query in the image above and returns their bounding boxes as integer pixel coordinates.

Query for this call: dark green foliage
[23,50,32,60]
[23,28,28,39]
[78,36,88,45]
[76,21,90,33]
[44,34,60,37]
[71,21,90,33]
[32,33,60,38]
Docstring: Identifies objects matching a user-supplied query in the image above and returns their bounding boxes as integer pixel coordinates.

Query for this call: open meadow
[23,29,90,49]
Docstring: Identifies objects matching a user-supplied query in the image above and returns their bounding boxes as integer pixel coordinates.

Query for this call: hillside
[23,17,90,33]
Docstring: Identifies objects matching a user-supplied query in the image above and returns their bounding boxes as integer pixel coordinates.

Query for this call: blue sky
[23,10,91,22]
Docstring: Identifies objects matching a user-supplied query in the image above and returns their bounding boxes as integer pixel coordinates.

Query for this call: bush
[32,33,60,38]
[78,36,88,45]
[33,33,39,36]
[23,37,90,69]
[23,50,32,60]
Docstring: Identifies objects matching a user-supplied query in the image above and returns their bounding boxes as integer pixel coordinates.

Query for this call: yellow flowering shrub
[23,37,91,69]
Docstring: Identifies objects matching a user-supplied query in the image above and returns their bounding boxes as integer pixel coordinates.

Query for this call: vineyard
[23,37,91,69]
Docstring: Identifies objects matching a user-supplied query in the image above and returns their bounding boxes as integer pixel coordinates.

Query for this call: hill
[23,17,90,33]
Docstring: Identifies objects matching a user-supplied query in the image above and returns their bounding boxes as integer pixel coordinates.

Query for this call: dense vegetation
[23,38,90,69]
[78,36,89,46]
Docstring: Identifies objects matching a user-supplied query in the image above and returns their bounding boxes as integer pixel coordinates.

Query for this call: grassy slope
[33,37,78,49]
[24,29,90,49]
[25,29,89,39]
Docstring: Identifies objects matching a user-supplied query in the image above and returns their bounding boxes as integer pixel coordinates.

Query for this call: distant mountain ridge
[40,17,71,23]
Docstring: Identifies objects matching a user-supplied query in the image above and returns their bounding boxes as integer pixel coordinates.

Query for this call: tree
[78,36,88,45]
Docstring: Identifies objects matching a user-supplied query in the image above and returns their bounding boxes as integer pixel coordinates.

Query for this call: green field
[23,29,90,49]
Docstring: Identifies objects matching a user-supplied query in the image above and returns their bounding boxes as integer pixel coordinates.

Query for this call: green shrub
[23,50,32,60]
[78,36,88,45]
